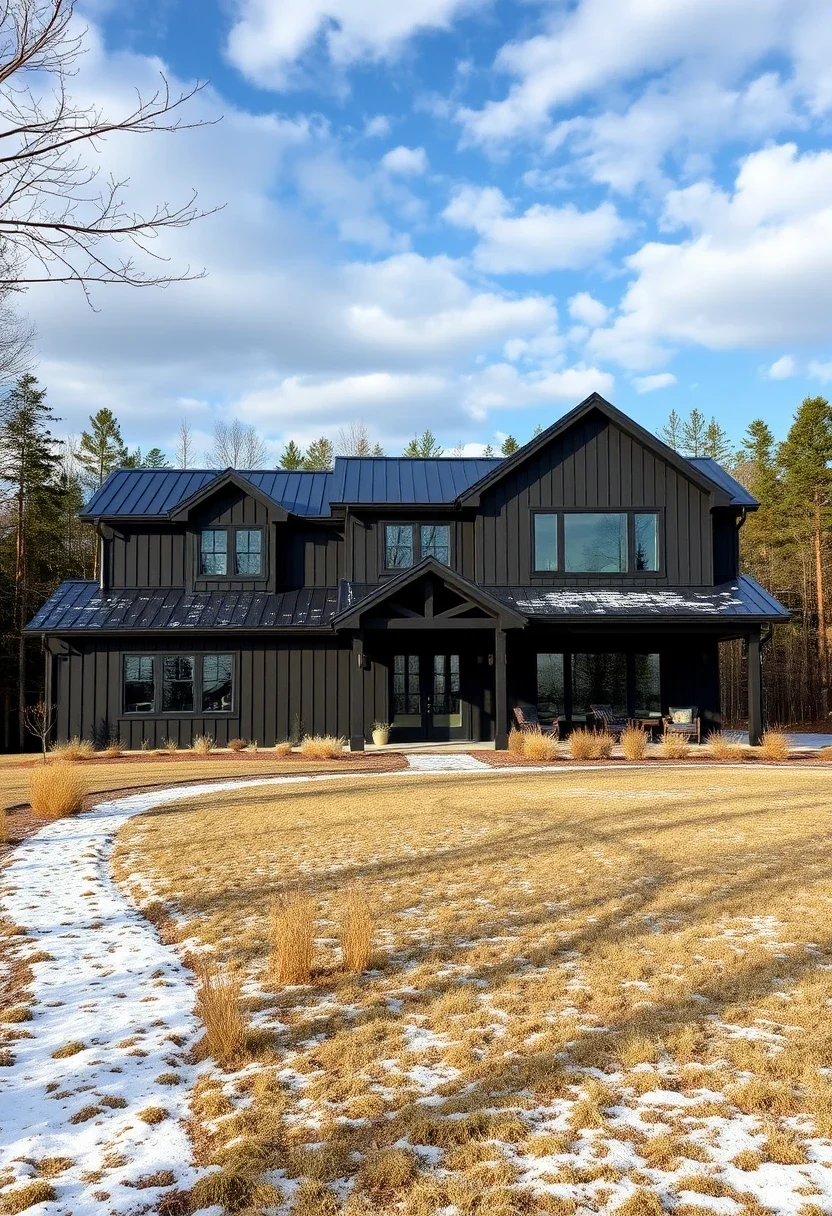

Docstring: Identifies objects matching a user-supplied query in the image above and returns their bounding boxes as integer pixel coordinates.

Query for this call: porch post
[350,632,365,752]
[494,628,507,750]
[747,625,763,746]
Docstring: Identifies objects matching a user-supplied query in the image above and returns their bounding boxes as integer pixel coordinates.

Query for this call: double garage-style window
[124,654,234,714]
[200,528,263,576]
[384,524,451,570]
[533,511,660,574]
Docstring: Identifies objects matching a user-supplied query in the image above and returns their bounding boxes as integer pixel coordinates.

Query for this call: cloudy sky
[22,0,832,461]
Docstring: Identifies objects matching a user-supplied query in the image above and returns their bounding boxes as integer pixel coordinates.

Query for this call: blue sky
[25,0,832,461]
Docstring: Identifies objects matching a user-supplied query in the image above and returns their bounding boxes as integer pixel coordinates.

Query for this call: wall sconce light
[487,653,494,667]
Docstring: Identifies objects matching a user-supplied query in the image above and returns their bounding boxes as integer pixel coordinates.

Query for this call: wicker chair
[662,706,701,743]
[513,705,559,738]
[589,704,628,739]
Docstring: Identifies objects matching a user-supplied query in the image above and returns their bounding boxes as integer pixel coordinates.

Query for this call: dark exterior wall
[346,512,476,583]
[713,509,741,583]
[107,526,185,589]
[52,635,390,749]
[476,413,714,586]
[280,525,344,588]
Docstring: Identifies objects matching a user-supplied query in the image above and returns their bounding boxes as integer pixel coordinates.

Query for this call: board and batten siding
[52,636,386,749]
[346,512,477,583]
[476,415,714,587]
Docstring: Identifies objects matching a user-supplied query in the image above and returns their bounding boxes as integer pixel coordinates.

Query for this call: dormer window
[199,527,264,577]
[384,523,451,571]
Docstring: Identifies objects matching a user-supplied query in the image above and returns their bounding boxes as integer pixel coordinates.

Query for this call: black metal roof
[687,458,757,507]
[25,582,339,632]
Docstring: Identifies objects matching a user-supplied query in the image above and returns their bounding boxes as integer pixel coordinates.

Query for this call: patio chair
[513,705,559,738]
[662,706,701,743]
[589,704,628,739]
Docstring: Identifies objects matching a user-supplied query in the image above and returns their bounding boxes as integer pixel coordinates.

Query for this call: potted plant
[371,720,390,746]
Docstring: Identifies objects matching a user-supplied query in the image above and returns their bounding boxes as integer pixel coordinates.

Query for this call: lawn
[113,767,832,1216]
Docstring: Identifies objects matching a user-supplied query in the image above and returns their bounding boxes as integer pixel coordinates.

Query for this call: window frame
[196,526,266,582]
[381,520,454,574]
[122,651,236,716]
[536,649,662,723]
[530,508,664,578]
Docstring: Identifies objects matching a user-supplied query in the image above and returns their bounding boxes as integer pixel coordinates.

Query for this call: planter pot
[372,729,390,747]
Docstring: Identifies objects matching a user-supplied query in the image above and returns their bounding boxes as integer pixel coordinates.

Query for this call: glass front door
[391,652,465,740]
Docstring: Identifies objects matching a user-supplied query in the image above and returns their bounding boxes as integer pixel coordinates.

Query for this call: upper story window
[384,523,451,570]
[533,511,660,574]
[199,528,263,577]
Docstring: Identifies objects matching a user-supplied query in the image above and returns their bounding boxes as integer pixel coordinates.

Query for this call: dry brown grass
[507,727,526,755]
[117,767,832,1215]
[270,892,314,984]
[706,731,744,761]
[660,733,690,760]
[191,734,214,756]
[274,741,293,757]
[101,739,124,758]
[227,738,246,752]
[193,961,247,1066]
[339,886,374,972]
[299,735,346,760]
[0,1180,58,1213]
[49,736,95,761]
[521,728,560,761]
[162,738,178,753]
[569,727,614,760]
[759,729,791,762]
[28,762,85,820]
[0,806,6,845]
[620,725,648,761]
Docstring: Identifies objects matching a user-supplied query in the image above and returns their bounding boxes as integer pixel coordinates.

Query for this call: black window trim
[198,526,266,580]
[381,520,454,574]
[122,651,237,716]
[536,648,662,722]
[529,508,664,579]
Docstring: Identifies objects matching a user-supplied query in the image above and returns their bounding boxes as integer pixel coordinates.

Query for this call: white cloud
[381,145,428,175]
[633,372,677,393]
[766,355,796,380]
[462,362,614,418]
[809,360,832,382]
[568,292,609,328]
[586,144,832,368]
[226,0,483,88]
[444,185,628,272]
[364,114,391,137]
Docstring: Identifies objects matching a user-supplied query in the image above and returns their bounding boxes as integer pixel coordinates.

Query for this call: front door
[391,652,466,741]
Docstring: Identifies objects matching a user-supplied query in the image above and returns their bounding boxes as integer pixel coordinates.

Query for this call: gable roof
[167,468,289,522]
[457,393,735,508]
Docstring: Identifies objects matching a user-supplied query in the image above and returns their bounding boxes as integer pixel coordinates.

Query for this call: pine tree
[659,410,683,450]
[0,375,64,747]
[681,408,707,456]
[483,444,495,457]
[779,396,832,695]
[402,430,443,457]
[371,443,384,456]
[703,420,734,464]
[303,436,334,470]
[279,440,304,470]
[501,436,519,456]
[145,447,169,468]
[77,408,127,489]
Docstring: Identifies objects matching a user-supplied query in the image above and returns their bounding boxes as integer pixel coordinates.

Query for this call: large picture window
[235,528,262,575]
[532,511,662,574]
[634,653,661,716]
[572,652,628,716]
[200,529,227,575]
[124,653,234,714]
[564,513,627,573]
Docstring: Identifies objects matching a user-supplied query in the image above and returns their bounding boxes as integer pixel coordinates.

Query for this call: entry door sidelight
[390,652,466,740]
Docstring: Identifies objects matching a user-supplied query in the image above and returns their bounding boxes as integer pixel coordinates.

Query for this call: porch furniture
[663,706,701,743]
[589,704,628,738]
[513,705,559,738]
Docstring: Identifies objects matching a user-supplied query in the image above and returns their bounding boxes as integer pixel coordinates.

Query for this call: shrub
[759,729,790,762]
[299,735,346,760]
[49,736,95,761]
[569,728,613,760]
[194,961,247,1067]
[620,725,647,761]
[227,738,246,752]
[162,738,178,753]
[191,734,214,756]
[271,892,314,984]
[707,731,744,761]
[274,741,293,757]
[1,1180,58,1213]
[661,733,690,760]
[101,738,124,758]
[339,886,374,973]
[507,727,526,755]
[522,729,559,761]
[29,763,85,820]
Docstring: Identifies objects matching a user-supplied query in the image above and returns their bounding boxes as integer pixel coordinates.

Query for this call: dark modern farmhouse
[26,394,789,750]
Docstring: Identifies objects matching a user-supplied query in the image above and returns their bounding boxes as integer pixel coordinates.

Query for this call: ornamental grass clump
[707,731,744,762]
[29,762,85,820]
[227,737,246,752]
[49,736,95,761]
[620,724,648,762]
[569,728,614,760]
[274,740,293,757]
[507,727,526,756]
[191,734,214,756]
[759,729,790,762]
[521,728,559,762]
[270,892,314,984]
[193,961,247,1067]
[661,733,690,760]
[339,886,374,973]
[299,735,346,760]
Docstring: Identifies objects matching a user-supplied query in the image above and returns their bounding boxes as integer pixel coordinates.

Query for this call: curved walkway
[0,760,817,1212]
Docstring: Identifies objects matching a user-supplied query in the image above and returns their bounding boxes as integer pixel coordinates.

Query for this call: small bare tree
[175,418,194,468]
[336,420,372,457]
[0,0,219,298]
[206,418,267,469]
[23,699,56,759]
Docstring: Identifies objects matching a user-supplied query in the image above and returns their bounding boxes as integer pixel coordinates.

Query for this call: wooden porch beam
[747,625,763,746]
[350,632,365,751]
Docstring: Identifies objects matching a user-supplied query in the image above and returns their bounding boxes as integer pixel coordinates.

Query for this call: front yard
[100,767,832,1215]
